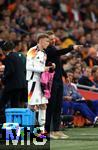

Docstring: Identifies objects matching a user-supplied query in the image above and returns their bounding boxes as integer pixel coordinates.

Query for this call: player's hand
[52,63,56,69]
[44,66,50,71]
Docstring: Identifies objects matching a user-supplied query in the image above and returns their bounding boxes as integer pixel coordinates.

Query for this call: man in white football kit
[26,33,51,134]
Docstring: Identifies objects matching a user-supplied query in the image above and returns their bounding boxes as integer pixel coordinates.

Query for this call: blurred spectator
[73,67,82,84]
[78,67,95,87]
[84,47,98,68]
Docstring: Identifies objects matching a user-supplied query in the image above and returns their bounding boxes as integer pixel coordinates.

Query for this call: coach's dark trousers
[45,81,63,132]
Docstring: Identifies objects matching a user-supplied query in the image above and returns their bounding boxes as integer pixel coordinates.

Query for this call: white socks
[38,109,46,133]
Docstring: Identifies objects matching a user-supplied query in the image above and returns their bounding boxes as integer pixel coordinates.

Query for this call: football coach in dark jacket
[45,31,82,139]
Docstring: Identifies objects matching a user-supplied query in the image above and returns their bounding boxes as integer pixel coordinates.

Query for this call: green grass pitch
[51,127,98,150]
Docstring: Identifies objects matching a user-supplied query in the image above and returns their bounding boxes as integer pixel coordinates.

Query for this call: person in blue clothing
[78,65,98,116]
[62,71,98,125]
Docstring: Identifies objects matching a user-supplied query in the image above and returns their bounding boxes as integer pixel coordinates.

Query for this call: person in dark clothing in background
[45,31,82,139]
[0,41,27,123]
[78,67,95,87]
